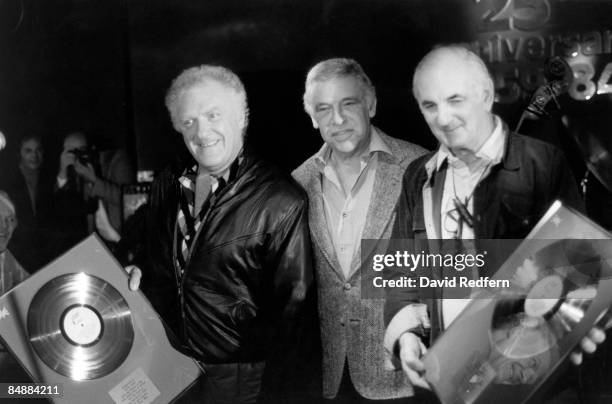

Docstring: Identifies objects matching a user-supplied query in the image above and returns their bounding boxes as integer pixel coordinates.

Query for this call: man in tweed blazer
[293,58,427,402]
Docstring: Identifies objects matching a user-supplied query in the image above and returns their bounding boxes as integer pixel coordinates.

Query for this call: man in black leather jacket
[123,65,313,404]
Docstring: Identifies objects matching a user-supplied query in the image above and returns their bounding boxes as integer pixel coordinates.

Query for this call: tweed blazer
[292,128,427,399]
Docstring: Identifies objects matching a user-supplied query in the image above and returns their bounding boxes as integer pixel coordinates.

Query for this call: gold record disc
[27,273,134,380]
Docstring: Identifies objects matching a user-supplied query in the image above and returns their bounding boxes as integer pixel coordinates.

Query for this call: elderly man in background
[122,65,312,404]
[0,191,27,292]
[293,58,426,403]
[0,191,30,383]
[384,45,603,399]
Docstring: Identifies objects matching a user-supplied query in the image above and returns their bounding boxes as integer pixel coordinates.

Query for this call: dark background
[0,0,447,172]
[0,0,611,210]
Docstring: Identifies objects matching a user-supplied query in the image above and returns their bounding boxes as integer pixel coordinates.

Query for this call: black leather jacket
[126,152,313,364]
[385,130,584,340]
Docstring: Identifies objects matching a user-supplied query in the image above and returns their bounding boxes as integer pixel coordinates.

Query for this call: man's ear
[310,114,319,129]
[483,82,495,111]
[239,113,247,131]
[368,95,377,118]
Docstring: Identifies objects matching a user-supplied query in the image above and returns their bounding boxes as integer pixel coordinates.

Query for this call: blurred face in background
[19,137,43,171]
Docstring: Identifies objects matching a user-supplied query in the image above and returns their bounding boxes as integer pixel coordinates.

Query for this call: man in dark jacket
[124,65,312,404]
[383,45,605,394]
[1,134,54,272]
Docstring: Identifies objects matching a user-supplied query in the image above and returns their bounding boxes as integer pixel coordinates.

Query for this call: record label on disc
[525,275,563,317]
[61,305,103,346]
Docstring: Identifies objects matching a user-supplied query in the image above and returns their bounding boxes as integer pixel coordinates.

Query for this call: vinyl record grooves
[423,205,612,404]
[27,273,134,380]
[488,241,601,385]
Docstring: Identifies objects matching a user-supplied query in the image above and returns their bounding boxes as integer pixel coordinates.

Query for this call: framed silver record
[0,235,201,404]
[423,201,612,404]
[28,273,134,381]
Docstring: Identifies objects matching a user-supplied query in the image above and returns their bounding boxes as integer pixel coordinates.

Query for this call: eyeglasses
[443,200,461,239]
[443,197,474,239]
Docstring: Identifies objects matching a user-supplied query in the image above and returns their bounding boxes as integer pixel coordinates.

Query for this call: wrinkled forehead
[414,58,480,100]
[178,80,244,112]
[321,74,367,91]
[311,75,370,101]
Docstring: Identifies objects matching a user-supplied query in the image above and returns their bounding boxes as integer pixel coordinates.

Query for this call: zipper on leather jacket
[173,192,219,342]
[172,220,187,340]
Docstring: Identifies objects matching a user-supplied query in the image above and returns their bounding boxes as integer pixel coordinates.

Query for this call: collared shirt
[315,127,392,278]
[437,116,505,240]
[424,115,505,240]
[422,116,506,327]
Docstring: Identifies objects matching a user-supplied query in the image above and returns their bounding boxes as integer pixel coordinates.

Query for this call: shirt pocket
[230,298,257,332]
[499,193,539,237]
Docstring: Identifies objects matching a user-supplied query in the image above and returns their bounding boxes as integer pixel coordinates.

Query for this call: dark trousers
[178,361,266,404]
[325,363,436,404]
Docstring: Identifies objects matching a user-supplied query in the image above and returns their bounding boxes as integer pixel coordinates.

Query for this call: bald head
[413,45,494,100]
[411,45,496,159]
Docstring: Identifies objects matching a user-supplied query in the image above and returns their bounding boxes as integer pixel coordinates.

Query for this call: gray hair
[412,44,494,98]
[303,58,376,115]
[165,65,249,130]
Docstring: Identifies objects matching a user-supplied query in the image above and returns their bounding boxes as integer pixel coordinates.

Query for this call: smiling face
[413,50,494,156]
[174,79,246,175]
[19,137,43,171]
[309,75,376,160]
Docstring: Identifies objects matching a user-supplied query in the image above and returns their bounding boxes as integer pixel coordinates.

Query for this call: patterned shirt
[175,157,241,274]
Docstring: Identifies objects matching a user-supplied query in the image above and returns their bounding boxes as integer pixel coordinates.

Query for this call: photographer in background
[50,131,134,256]
[67,135,135,242]
[49,131,97,256]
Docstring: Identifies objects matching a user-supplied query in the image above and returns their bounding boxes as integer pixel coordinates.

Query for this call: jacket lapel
[303,163,345,281]
[348,152,402,280]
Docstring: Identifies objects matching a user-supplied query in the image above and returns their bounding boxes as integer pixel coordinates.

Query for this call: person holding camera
[49,131,98,256]
[51,131,134,254]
